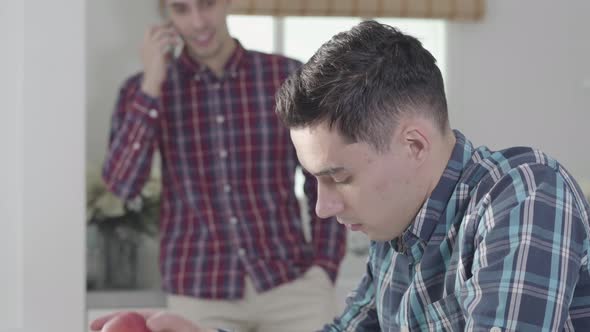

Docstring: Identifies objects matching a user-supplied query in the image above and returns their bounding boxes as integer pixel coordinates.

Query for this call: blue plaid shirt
[322,130,590,332]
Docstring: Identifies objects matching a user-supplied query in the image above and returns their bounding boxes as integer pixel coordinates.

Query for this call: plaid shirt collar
[175,38,247,79]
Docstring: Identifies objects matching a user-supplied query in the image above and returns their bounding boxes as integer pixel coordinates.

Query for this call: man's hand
[140,23,180,97]
[90,310,218,332]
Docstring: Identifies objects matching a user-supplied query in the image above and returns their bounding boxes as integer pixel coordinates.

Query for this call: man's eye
[171,5,188,14]
[201,0,216,8]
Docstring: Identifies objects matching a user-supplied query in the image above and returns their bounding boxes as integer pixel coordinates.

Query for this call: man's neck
[426,130,457,198]
[191,38,237,78]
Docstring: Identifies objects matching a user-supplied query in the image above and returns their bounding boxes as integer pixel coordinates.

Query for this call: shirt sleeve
[102,74,160,200]
[463,164,589,331]
[303,167,347,283]
[320,243,381,331]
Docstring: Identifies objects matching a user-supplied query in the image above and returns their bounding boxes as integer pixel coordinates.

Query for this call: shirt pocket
[421,293,465,332]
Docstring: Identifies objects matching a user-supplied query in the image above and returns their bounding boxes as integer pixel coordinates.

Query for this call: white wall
[86,1,160,167]
[0,1,25,326]
[446,0,590,184]
[0,0,86,331]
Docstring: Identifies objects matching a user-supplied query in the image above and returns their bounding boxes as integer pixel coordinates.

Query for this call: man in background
[100,0,346,331]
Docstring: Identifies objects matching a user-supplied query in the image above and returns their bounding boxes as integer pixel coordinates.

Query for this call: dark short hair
[276,20,449,151]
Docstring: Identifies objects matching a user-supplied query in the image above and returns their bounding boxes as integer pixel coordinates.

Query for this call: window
[229,16,447,78]
[227,15,275,54]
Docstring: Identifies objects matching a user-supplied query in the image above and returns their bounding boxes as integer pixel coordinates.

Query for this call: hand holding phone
[140,23,180,98]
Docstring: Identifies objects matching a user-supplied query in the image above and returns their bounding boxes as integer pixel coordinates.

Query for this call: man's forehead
[289,122,340,141]
[290,125,358,174]
[290,127,327,164]
[290,126,334,153]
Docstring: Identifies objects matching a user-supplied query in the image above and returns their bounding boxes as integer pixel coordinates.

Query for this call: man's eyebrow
[168,1,187,8]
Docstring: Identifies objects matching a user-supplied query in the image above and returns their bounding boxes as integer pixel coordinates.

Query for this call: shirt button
[219,150,228,158]
[132,142,141,150]
[194,73,201,81]
[238,248,246,256]
[229,217,238,225]
[230,71,238,78]
[216,115,225,124]
[212,83,221,90]
[224,184,232,193]
[148,109,158,119]
[490,328,502,332]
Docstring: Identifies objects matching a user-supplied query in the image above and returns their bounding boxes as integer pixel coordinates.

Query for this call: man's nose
[315,185,344,219]
[189,9,207,30]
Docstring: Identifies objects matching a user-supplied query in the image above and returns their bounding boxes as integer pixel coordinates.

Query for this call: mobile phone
[164,22,183,59]
[172,34,183,59]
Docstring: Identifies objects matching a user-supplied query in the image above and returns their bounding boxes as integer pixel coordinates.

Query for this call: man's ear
[399,125,430,164]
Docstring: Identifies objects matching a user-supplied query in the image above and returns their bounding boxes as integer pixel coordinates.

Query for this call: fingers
[144,24,179,55]
[89,312,119,331]
[139,22,179,93]
[157,36,179,55]
[146,312,202,332]
[89,310,160,331]
[147,23,178,41]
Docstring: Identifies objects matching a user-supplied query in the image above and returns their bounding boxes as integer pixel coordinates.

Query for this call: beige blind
[230,0,484,20]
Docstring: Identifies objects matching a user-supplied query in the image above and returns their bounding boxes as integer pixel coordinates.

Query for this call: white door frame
[0,1,86,331]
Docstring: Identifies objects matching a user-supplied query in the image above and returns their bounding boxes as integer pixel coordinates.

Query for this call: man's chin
[187,43,222,61]
[190,49,218,61]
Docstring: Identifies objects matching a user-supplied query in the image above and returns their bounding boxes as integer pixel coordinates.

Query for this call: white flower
[86,167,125,221]
[126,196,143,212]
[86,158,161,224]
[141,178,161,198]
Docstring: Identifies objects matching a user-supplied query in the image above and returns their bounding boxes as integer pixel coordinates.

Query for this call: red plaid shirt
[102,41,347,299]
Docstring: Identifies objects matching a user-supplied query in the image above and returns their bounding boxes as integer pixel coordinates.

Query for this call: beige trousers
[166,266,338,332]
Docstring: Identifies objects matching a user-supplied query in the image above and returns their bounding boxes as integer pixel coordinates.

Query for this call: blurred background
[2,0,589,330]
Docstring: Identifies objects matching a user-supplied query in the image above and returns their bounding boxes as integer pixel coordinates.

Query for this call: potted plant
[86,166,161,290]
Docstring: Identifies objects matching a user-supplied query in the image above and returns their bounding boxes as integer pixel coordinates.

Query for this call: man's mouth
[345,223,363,231]
[337,217,363,231]
[192,31,214,47]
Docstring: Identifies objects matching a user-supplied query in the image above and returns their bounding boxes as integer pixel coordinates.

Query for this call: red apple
[102,312,150,332]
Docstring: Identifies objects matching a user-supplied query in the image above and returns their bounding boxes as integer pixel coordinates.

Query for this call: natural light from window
[228,16,447,80]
